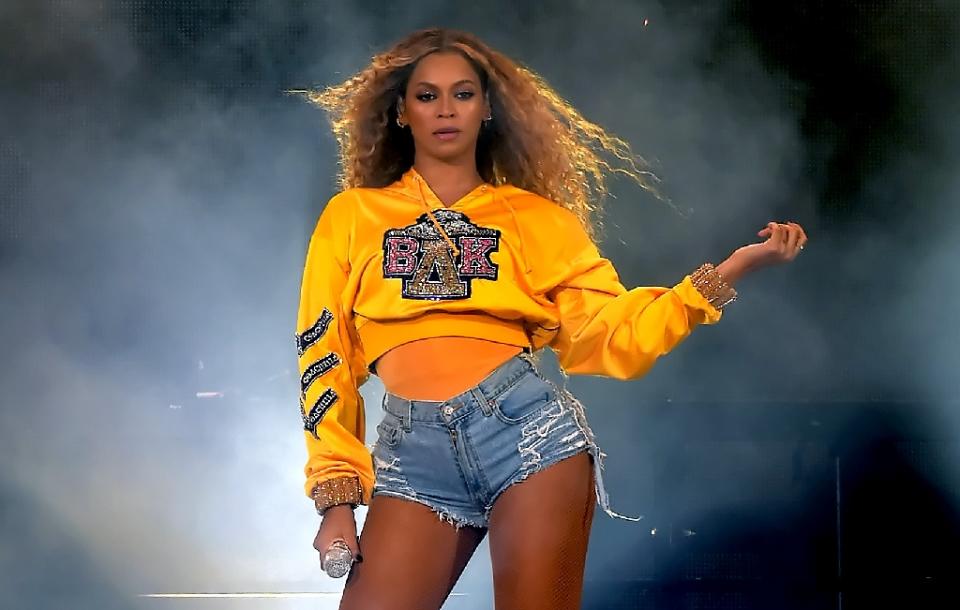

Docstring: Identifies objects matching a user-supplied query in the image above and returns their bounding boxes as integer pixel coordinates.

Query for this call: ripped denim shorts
[370,352,638,529]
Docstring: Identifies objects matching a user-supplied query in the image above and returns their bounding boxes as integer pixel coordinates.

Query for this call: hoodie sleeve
[546,209,736,380]
[296,193,374,514]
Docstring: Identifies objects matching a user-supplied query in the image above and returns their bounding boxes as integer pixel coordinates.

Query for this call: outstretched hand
[715,221,808,286]
[750,221,808,265]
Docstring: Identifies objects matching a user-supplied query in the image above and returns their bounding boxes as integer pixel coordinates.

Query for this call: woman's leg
[339,495,487,610]
[488,452,596,610]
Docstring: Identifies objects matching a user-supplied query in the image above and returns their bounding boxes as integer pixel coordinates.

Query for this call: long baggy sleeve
[546,210,730,380]
[295,194,373,513]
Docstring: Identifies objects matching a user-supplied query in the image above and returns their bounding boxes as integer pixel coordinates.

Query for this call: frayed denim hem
[371,489,487,530]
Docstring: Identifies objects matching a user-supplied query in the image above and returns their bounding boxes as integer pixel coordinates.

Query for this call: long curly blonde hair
[296,27,655,239]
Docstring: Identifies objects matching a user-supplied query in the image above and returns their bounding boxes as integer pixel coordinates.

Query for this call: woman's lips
[433,128,461,141]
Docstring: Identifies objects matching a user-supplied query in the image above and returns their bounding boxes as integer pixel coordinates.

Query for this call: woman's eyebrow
[413,79,478,88]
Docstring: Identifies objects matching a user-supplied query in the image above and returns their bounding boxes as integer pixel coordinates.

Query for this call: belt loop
[386,393,413,432]
[472,388,494,417]
[402,399,413,432]
[517,351,539,379]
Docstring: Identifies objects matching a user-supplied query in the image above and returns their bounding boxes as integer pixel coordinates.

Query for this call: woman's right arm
[296,192,372,562]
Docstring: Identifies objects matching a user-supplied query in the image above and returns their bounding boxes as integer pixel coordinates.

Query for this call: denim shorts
[370,352,639,529]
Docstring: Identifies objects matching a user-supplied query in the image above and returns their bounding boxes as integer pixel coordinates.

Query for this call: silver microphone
[321,539,354,578]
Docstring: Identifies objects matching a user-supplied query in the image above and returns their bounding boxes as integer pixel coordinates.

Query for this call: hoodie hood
[383,167,533,273]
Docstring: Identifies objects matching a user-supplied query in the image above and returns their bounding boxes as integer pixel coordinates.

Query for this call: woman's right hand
[313,504,361,569]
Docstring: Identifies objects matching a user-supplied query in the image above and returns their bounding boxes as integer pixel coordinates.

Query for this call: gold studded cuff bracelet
[311,476,364,516]
[689,263,738,311]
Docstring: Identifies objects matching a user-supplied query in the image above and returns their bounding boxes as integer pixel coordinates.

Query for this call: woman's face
[399,51,490,165]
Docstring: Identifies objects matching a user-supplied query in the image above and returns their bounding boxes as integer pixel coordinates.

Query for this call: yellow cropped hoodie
[295,167,736,513]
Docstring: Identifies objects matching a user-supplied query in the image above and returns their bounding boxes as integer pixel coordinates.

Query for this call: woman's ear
[396,95,406,119]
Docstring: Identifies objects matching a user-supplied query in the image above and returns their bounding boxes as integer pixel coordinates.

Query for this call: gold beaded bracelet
[689,263,738,311]
[311,476,364,516]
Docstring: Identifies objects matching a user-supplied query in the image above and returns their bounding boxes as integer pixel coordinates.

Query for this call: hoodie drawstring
[411,170,531,275]
[494,189,533,275]
[414,174,461,258]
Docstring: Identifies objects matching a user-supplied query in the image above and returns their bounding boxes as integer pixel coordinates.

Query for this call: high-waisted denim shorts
[370,352,638,529]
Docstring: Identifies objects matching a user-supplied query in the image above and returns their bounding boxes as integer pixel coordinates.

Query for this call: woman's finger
[346,533,361,557]
[769,223,784,248]
[787,222,808,252]
[785,224,801,253]
[778,223,791,246]
[313,529,326,554]
[788,221,808,242]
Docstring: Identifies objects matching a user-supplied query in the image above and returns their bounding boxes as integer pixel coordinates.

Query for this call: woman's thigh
[339,495,487,610]
[487,451,596,610]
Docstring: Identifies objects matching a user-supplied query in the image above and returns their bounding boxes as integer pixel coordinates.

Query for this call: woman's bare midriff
[374,337,524,401]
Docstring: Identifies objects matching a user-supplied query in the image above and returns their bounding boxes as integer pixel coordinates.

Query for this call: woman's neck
[413,158,484,207]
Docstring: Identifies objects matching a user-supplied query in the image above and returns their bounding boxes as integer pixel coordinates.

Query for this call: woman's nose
[437,95,455,117]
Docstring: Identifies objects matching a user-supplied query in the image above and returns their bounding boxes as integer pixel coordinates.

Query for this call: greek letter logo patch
[301,388,338,439]
[382,209,500,300]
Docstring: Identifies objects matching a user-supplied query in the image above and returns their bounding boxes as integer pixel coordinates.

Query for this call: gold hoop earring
[396,116,407,128]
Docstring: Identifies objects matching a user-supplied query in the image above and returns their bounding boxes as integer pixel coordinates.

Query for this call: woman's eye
[414,91,474,101]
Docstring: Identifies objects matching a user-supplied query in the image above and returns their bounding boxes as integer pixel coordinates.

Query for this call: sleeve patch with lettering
[301,388,339,439]
[300,352,341,397]
[296,308,334,356]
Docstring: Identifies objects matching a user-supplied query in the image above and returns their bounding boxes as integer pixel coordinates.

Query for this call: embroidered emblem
[296,308,334,356]
[300,352,341,396]
[301,388,339,438]
[382,209,500,300]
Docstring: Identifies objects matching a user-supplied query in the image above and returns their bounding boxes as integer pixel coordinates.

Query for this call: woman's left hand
[715,221,808,286]
[740,221,808,269]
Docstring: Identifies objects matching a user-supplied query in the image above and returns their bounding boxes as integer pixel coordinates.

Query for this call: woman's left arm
[716,221,809,286]
[547,216,807,380]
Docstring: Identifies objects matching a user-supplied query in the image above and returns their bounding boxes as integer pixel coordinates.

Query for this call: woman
[294,27,806,610]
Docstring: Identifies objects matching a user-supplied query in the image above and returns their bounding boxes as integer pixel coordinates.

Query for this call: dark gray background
[2,1,958,608]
